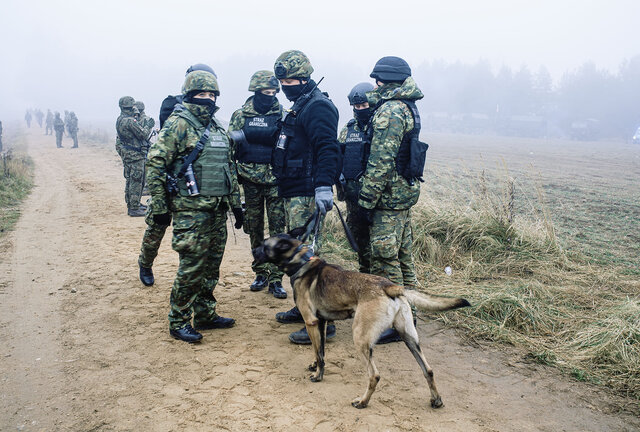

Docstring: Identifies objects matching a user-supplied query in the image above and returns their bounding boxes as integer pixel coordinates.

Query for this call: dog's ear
[288,226,306,239]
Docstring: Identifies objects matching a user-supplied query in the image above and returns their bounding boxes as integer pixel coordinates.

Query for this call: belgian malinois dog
[253,229,471,409]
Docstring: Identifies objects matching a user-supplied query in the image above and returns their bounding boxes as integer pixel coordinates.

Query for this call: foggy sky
[1,0,638,124]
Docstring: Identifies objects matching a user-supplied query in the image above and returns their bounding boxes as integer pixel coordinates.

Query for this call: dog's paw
[351,398,368,409]
[431,396,444,408]
[308,362,317,372]
[309,373,323,382]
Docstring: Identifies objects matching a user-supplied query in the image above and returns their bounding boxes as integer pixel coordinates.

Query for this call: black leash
[297,206,359,254]
[334,205,359,253]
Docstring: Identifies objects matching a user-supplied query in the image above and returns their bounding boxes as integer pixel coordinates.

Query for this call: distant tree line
[414,55,640,139]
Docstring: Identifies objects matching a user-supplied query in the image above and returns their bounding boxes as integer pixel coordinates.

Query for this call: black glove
[358,207,374,227]
[232,207,244,229]
[152,212,171,226]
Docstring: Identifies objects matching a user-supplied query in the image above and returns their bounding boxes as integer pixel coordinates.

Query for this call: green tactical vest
[173,107,232,197]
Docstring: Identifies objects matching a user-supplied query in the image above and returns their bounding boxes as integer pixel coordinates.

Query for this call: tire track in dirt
[1,130,638,431]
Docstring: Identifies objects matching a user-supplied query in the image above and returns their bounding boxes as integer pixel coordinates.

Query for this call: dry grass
[321,135,640,410]
[0,136,34,235]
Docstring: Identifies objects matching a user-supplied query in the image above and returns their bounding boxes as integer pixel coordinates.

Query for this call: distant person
[25,110,32,128]
[228,70,287,298]
[116,96,150,217]
[159,63,217,130]
[146,70,243,343]
[138,64,216,287]
[53,112,65,148]
[64,111,72,135]
[45,110,53,135]
[35,109,44,128]
[67,112,79,148]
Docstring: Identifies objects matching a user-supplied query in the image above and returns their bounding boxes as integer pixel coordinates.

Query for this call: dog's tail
[404,290,471,312]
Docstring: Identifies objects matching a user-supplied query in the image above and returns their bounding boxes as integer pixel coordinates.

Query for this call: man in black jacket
[271,50,341,344]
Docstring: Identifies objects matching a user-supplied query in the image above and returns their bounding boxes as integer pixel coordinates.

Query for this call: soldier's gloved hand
[232,207,244,229]
[358,206,374,226]
[152,213,171,226]
[314,186,334,216]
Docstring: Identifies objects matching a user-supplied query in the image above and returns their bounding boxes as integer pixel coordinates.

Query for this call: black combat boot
[250,275,268,292]
[268,281,287,299]
[275,306,303,323]
[288,324,337,345]
[139,265,154,286]
[376,327,403,344]
[194,316,236,330]
[169,324,202,343]
[127,208,145,217]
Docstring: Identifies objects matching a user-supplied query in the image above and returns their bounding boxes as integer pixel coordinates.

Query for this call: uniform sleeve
[126,117,150,141]
[302,100,340,188]
[358,103,407,209]
[226,129,242,209]
[146,117,181,214]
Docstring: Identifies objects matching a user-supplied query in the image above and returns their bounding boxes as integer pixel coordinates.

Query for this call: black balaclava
[354,107,372,127]
[184,91,217,118]
[253,92,276,114]
[281,80,308,102]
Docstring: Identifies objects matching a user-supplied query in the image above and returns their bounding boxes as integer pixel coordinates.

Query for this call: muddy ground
[1,131,639,431]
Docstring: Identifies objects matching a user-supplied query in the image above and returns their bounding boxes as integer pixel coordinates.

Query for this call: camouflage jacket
[146,103,241,214]
[228,96,281,186]
[116,111,150,149]
[67,116,78,133]
[358,77,424,211]
[53,117,65,132]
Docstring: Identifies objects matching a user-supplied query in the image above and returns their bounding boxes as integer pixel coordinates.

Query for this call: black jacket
[159,95,183,130]
[276,84,340,198]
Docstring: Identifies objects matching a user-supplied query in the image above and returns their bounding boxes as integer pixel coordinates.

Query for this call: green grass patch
[1,136,34,235]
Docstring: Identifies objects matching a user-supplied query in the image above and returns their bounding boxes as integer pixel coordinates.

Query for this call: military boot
[376,327,403,344]
[169,324,202,343]
[289,324,337,345]
[128,208,145,217]
[250,275,268,292]
[268,281,287,299]
[139,265,154,286]
[275,306,303,323]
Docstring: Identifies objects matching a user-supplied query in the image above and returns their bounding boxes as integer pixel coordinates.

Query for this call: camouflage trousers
[55,131,63,148]
[138,197,170,269]
[120,148,146,210]
[168,205,228,330]
[69,131,78,148]
[283,195,324,253]
[369,208,417,288]
[345,199,371,274]
[243,181,285,282]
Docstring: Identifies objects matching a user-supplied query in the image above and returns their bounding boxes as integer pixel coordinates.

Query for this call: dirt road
[1,131,638,431]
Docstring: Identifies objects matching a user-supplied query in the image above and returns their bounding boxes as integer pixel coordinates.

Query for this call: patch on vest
[247,117,269,128]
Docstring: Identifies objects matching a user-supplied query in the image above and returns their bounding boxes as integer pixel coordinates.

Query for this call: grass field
[321,133,640,410]
[0,131,34,236]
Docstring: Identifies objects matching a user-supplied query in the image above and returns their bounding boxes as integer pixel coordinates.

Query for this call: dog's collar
[285,243,315,282]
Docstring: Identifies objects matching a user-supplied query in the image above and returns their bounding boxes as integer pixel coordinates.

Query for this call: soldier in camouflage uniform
[45,110,53,135]
[271,50,341,344]
[116,96,150,217]
[357,57,424,343]
[146,70,244,343]
[228,70,287,298]
[337,82,375,274]
[67,112,79,148]
[53,112,65,148]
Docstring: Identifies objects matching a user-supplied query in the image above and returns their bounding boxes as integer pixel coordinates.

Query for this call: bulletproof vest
[272,90,326,186]
[173,107,232,197]
[394,100,428,183]
[237,113,280,164]
[341,119,371,180]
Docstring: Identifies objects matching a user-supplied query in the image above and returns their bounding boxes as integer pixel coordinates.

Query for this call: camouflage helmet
[274,50,314,79]
[134,101,145,111]
[119,96,135,109]
[248,70,280,93]
[182,70,220,96]
[348,82,375,105]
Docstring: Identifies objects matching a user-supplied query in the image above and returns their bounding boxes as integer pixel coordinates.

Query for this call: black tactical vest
[341,119,370,180]
[394,100,428,183]
[237,113,280,164]
[272,91,326,186]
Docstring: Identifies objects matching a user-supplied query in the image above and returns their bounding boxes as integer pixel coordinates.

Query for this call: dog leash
[334,205,359,253]
[298,206,360,254]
